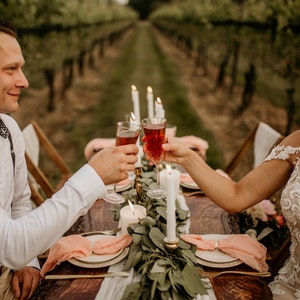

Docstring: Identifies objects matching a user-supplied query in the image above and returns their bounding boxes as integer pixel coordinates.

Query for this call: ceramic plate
[115,179,132,192]
[196,257,242,268]
[180,181,201,190]
[195,234,239,263]
[74,235,123,264]
[180,173,200,190]
[68,248,129,269]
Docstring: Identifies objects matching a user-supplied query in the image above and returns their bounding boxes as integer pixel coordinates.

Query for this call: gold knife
[45,271,130,280]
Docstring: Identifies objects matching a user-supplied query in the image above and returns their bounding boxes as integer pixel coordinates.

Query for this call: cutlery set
[45,271,130,280]
[197,269,271,278]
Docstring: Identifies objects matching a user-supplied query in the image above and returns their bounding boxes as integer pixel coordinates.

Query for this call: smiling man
[0,20,138,300]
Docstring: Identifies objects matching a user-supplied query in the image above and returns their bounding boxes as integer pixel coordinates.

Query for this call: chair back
[253,122,283,168]
[22,121,72,206]
[225,122,284,178]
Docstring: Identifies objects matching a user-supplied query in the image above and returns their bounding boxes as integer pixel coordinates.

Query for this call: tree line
[150,0,300,134]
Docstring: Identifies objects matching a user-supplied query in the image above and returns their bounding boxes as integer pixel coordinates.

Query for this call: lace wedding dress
[265,145,300,299]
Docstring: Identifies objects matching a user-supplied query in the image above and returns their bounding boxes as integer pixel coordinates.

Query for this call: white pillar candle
[131,85,140,123]
[160,168,180,197]
[130,112,142,167]
[155,97,165,118]
[165,165,177,242]
[146,86,154,118]
[120,203,146,234]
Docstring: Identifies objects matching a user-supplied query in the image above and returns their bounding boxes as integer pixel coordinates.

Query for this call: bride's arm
[162,131,300,213]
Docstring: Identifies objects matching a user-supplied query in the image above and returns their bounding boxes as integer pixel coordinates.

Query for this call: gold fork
[81,228,121,236]
[197,269,271,278]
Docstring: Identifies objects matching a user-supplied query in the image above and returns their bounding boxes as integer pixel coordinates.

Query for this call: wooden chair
[225,123,289,279]
[22,121,72,206]
[225,122,284,178]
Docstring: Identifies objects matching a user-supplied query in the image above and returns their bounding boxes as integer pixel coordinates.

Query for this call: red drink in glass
[103,121,141,204]
[143,124,165,163]
[116,131,139,146]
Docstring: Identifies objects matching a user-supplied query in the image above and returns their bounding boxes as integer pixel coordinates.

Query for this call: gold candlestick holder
[134,166,142,199]
[164,237,179,251]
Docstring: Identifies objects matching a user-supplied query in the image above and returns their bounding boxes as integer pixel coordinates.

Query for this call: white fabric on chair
[22,124,40,204]
[254,122,282,167]
[22,124,39,166]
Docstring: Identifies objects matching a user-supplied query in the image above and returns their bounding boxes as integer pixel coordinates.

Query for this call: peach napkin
[177,135,209,160]
[181,234,268,272]
[93,234,132,255]
[40,234,132,276]
[84,138,115,161]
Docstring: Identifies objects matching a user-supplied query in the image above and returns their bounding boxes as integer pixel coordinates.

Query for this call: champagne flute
[142,117,167,198]
[103,121,141,204]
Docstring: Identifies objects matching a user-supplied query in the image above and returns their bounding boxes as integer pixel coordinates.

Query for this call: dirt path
[12,22,295,169]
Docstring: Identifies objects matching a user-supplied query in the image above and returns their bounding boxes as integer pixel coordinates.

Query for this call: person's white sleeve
[0,164,107,270]
[25,258,40,270]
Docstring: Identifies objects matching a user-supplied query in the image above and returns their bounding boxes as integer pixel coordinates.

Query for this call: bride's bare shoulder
[282,130,300,148]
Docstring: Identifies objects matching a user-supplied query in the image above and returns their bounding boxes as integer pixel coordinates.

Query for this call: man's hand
[88,144,138,185]
[11,266,40,300]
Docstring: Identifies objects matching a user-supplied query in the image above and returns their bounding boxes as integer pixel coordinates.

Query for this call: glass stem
[156,164,161,189]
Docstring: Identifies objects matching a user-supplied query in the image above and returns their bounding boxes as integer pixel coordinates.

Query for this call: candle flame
[131,85,137,91]
[128,199,135,215]
[147,86,153,93]
[156,97,162,105]
[130,112,136,122]
[166,164,172,175]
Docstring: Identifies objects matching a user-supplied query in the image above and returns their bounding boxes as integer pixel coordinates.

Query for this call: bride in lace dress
[156,130,300,299]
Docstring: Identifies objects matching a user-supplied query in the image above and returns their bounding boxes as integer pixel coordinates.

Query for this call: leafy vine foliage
[118,166,208,300]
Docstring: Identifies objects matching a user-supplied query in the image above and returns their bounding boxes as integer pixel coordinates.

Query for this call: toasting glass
[142,117,167,198]
[103,121,141,204]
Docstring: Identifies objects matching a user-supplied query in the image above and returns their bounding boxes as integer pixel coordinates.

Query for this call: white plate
[195,234,239,263]
[75,235,123,264]
[180,173,201,190]
[68,248,129,269]
[180,181,201,190]
[196,257,242,268]
[112,179,132,192]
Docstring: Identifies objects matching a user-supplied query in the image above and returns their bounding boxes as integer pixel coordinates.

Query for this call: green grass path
[73,22,223,168]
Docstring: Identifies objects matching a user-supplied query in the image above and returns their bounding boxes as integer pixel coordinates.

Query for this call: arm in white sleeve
[0,164,107,270]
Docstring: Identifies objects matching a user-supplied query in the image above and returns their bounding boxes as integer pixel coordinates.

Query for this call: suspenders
[7,132,15,174]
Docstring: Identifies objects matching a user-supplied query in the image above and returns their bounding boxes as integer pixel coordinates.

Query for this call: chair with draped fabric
[22,120,72,206]
[225,122,284,179]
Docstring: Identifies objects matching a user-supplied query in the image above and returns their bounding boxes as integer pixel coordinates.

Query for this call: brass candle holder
[164,237,179,251]
[134,166,143,199]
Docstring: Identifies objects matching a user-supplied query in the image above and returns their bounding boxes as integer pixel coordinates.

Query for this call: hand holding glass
[103,121,141,204]
[142,117,167,198]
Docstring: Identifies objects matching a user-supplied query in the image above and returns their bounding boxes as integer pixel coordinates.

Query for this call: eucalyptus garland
[116,165,209,300]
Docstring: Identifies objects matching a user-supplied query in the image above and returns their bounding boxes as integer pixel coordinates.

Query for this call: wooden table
[31,194,273,300]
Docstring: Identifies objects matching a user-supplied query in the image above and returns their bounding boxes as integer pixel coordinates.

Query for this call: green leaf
[149,227,166,251]
[177,209,189,220]
[132,233,142,244]
[181,249,197,264]
[182,264,208,296]
[121,282,142,300]
[156,206,167,220]
[178,239,192,250]
[142,235,156,250]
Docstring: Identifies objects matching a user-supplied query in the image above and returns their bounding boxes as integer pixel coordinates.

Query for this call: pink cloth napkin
[177,135,209,160]
[84,138,115,161]
[40,234,132,276]
[181,234,268,272]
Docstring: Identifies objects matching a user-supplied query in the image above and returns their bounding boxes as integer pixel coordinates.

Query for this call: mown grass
[69,22,224,170]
